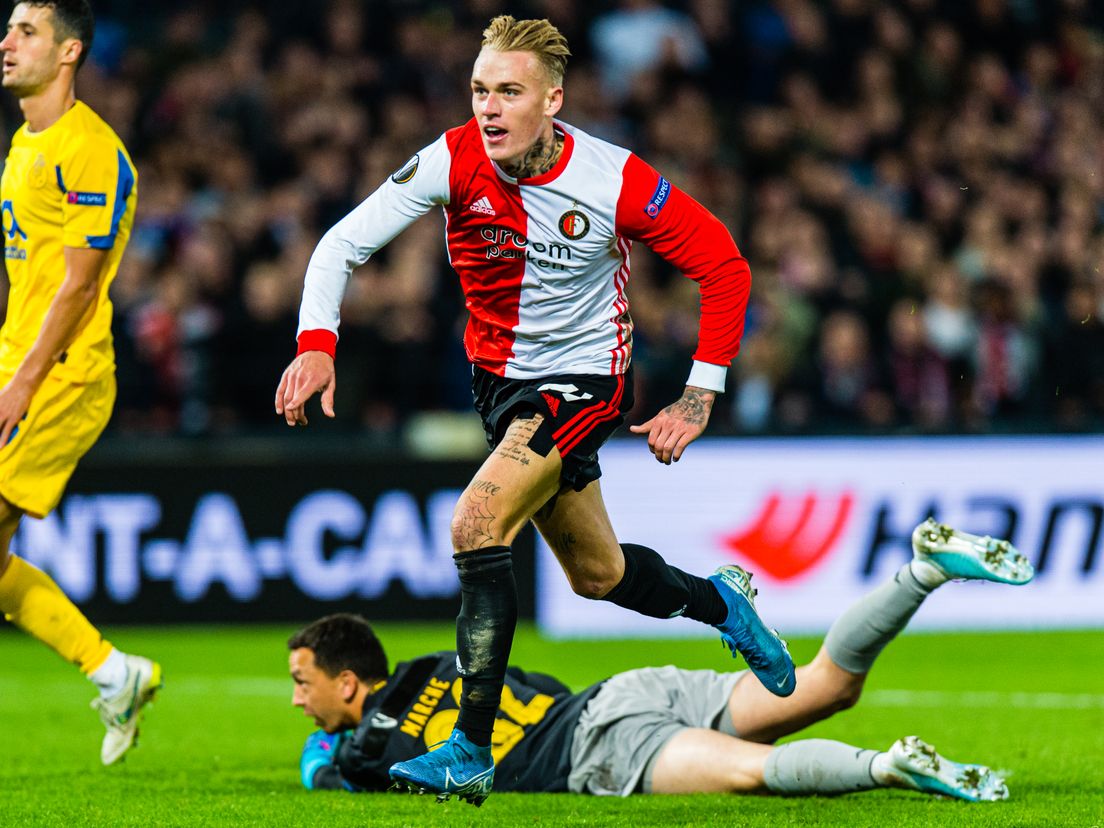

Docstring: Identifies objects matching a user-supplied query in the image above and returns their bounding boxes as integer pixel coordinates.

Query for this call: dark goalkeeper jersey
[317,651,603,793]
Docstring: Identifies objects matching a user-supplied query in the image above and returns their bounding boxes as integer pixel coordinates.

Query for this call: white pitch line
[1,680,1102,708]
[0,676,292,698]
[866,689,1104,710]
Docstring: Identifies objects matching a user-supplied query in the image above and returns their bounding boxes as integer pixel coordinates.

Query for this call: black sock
[601,543,727,626]
[453,545,516,748]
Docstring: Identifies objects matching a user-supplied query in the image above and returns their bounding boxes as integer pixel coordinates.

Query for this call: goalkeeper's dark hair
[288,613,389,682]
[21,0,94,69]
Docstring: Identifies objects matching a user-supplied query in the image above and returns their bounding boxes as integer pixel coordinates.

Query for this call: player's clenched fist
[275,351,336,427]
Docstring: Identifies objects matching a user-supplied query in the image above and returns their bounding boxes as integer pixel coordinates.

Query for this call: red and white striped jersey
[296,119,751,392]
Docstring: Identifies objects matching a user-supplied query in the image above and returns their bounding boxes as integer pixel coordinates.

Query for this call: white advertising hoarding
[537,436,1104,637]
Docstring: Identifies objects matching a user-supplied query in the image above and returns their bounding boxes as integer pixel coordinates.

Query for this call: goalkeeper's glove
[300,730,353,790]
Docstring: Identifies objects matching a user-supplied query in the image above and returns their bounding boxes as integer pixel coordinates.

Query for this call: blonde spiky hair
[481,15,571,87]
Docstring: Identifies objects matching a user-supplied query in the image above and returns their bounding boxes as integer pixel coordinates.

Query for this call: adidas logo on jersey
[469,196,496,215]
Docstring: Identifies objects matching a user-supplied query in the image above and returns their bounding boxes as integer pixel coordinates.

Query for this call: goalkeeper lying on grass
[288,520,1032,801]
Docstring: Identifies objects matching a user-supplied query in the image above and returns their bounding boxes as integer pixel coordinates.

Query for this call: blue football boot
[884,736,1009,802]
[389,729,494,806]
[911,518,1034,585]
[709,564,796,697]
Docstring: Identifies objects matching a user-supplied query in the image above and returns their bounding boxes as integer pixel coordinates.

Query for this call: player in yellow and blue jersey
[0,0,161,765]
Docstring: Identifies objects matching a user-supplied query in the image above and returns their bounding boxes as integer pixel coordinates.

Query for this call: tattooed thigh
[493,414,544,466]
[451,415,561,551]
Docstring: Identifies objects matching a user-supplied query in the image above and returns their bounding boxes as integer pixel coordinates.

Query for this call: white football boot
[91,654,163,765]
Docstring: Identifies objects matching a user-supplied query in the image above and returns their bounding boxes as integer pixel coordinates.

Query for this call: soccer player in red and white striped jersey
[275,15,795,804]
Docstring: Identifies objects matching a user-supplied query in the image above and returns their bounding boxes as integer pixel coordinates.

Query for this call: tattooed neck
[502,131,564,179]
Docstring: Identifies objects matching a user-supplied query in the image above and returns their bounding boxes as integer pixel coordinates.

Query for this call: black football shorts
[471,365,635,491]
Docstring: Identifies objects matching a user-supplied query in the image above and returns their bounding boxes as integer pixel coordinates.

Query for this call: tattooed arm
[629,386,716,465]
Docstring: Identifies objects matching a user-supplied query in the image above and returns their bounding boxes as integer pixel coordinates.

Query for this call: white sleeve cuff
[686,361,727,393]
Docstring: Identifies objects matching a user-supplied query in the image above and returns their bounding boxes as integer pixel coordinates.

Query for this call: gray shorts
[567,665,748,796]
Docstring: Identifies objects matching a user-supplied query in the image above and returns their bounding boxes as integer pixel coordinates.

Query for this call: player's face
[289,648,357,734]
[0,4,74,97]
[471,48,563,169]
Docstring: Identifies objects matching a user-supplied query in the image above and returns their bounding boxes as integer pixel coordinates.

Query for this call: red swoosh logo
[720,492,855,581]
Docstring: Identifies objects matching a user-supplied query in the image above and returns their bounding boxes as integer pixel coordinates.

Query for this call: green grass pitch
[1,623,1102,827]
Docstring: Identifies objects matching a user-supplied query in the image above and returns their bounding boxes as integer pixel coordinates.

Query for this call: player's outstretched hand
[275,351,336,427]
[300,729,345,790]
[629,386,715,465]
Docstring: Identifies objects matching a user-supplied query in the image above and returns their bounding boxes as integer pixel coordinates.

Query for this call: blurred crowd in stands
[2,0,1101,437]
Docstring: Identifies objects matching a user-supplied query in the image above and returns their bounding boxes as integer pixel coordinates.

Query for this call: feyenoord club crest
[558,209,590,240]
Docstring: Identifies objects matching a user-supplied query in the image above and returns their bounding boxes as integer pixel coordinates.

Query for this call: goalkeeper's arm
[300,730,360,792]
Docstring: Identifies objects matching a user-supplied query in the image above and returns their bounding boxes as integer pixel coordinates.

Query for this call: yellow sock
[0,554,114,675]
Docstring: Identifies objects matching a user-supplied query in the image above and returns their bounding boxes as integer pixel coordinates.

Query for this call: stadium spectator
[589,0,708,103]
[971,277,1037,424]
[885,298,952,430]
[288,519,1032,801]
[779,309,895,431]
[1043,279,1104,430]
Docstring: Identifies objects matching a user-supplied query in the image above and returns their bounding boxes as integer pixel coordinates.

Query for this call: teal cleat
[885,736,1009,802]
[389,729,494,806]
[911,518,1034,585]
[709,564,796,697]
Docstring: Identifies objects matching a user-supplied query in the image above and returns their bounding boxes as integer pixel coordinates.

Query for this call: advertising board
[537,437,1104,636]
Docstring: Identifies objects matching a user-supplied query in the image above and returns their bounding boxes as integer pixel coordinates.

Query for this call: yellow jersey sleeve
[57,135,135,250]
